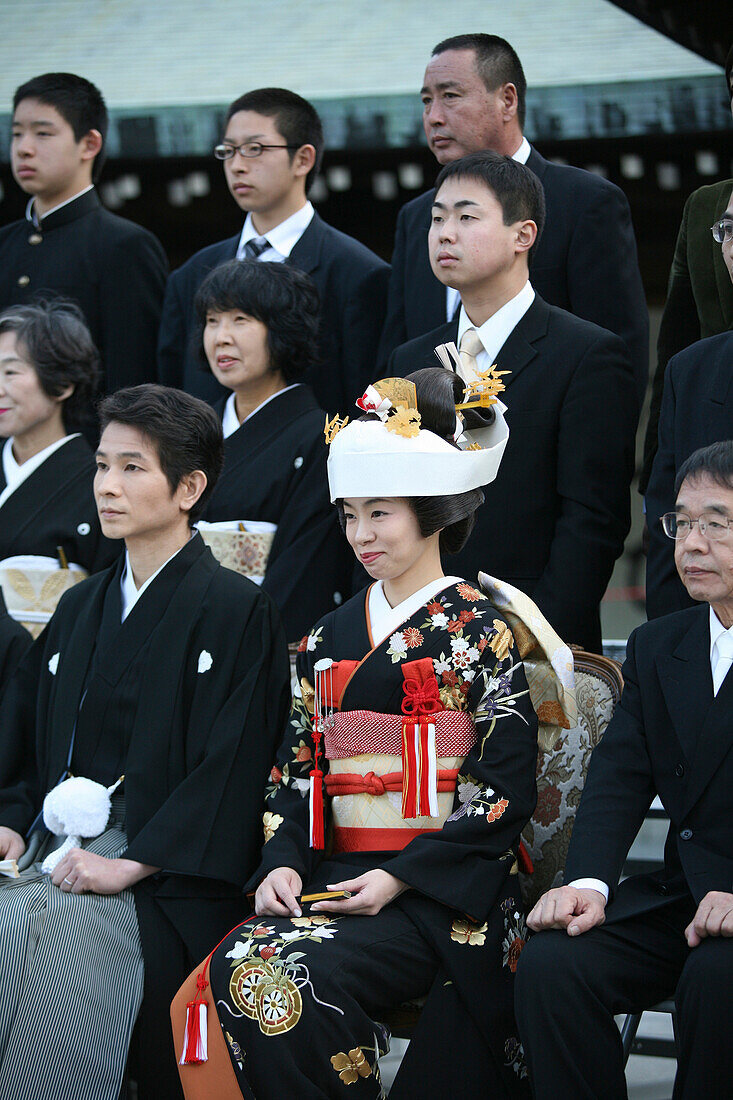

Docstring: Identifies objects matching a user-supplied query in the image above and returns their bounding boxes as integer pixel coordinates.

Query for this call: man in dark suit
[640,46,733,492]
[389,152,636,652]
[515,442,733,1100]
[158,87,388,413]
[0,73,167,396]
[378,33,648,405]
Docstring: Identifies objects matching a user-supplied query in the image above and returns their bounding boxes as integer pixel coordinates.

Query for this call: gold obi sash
[323,708,476,853]
[0,555,87,639]
[196,521,276,584]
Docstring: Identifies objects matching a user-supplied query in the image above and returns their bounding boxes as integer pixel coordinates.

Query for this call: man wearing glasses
[645,189,733,618]
[515,441,733,1100]
[640,43,733,494]
[157,87,388,413]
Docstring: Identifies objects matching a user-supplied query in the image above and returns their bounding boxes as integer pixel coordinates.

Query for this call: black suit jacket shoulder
[378,147,648,404]
[645,331,733,619]
[389,296,637,651]
[565,605,733,916]
[157,212,389,412]
[0,189,167,394]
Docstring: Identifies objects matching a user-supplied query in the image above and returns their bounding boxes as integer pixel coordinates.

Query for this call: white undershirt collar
[120,536,192,622]
[0,434,79,509]
[236,201,314,263]
[221,384,300,439]
[368,576,462,648]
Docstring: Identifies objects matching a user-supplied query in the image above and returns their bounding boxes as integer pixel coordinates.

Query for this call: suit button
[680,828,693,841]
[17,275,30,287]
[675,764,685,777]
[28,233,42,245]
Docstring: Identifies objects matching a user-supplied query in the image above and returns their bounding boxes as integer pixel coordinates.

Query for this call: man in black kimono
[0,73,167,396]
[0,385,290,1099]
[157,87,388,413]
[516,442,733,1100]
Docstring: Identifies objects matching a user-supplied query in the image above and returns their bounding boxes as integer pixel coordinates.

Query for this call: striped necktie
[242,236,270,260]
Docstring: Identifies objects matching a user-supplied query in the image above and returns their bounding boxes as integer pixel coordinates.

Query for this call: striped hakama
[0,797,144,1100]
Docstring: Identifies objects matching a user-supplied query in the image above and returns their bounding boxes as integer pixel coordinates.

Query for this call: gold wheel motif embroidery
[229,960,275,1018]
[255,976,303,1035]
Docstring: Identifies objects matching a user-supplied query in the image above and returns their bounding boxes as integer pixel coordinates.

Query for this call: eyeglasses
[710,218,733,244]
[661,512,733,541]
[213,141,300,160]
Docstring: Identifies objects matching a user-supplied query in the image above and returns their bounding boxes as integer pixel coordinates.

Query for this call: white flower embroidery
[306,627,323,652]
[462,668,476,682]
[389,632,407,653]
[292,778,310,797]
[226,940,253,960]
[450,637,468,654]
[48,653,59,676]
[431,612,449,628]
[433,657,451,676]
[197,650,213,673]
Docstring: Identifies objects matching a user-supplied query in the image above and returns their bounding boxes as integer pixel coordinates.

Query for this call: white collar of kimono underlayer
[0,434,78,509]
[368,576,463,648]
[221,384,300,439]
[120,535,193,622]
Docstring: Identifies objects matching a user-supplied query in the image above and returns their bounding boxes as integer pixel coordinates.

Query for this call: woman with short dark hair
[0,299,115,573]
[195,259,350,640]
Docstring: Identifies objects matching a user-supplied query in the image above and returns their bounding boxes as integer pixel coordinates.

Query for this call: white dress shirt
[456,281,535,368]
[0,435,79,509]
[221,384,300,439]
[236,201,315,263]
[367,576,461,648]
[445,137,532,320]
[25,184,95,226]
[120,539,191,622]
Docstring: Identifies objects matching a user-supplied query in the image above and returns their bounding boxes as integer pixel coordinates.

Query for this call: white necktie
[459,327,484,383]
[713,631,733,695]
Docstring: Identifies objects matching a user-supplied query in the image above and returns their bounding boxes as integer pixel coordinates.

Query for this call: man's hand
[527,886,607,937]
[0,827,26,862]
[51,850,157,895]
[255,867,304,917]
[685,891,733,947]
[310,870,407,917]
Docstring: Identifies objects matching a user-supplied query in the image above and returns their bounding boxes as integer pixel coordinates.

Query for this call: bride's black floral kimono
[205,579,538,1098]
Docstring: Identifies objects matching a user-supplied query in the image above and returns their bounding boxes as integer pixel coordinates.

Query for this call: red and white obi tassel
[401,719,439,819]
[309,658,334,849]
[180,973,209,1065]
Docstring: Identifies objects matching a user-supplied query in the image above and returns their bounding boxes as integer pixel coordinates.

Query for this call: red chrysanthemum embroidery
[403,627,424,649]
[447,619,463,634]
[426,601,443,615]
[458,609,475,624]
[456,583,484,602]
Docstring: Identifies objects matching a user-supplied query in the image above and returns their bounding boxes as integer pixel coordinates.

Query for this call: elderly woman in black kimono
[175,365,573,1098]
[196,259,351,640]
[0,299,115,573]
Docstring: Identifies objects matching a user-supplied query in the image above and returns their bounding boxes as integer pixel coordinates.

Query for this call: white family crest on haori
[48,652,60,675]
[197,650,213,673]
[41,775,124,874]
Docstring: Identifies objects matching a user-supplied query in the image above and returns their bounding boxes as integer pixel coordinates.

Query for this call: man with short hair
[390,152,637,652]
[0,73,168,396]
[646,185,733,618]
[158,87,389,413]
[516,440,733,1100]
[379,34,648,404]
[0,384,290,1098]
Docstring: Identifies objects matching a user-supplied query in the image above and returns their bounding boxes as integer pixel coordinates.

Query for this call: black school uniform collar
[26,186,100,231]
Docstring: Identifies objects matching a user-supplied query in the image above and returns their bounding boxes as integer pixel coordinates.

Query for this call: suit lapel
[681,624,733,816]
[0,437,90,543]
[493,296,549,386]
[655,608,712,765]
[288,213,324,276]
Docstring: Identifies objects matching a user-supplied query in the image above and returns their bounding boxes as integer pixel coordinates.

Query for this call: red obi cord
[325,768,460,797]
[400,658,444,819]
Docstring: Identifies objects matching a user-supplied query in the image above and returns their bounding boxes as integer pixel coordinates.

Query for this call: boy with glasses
[646,184,733,618]
[158,87,389,414]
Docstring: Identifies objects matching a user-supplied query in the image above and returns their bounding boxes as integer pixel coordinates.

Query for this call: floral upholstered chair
[519,648,624,910]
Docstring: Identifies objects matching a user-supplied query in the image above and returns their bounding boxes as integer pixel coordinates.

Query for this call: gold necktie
[459,327,485,384]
